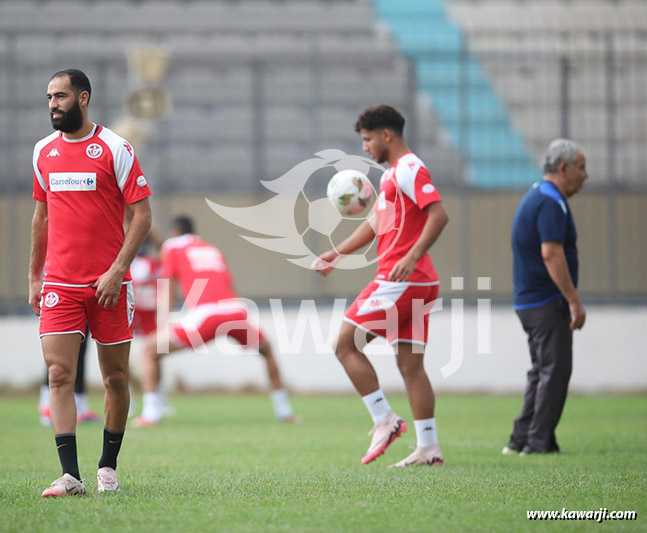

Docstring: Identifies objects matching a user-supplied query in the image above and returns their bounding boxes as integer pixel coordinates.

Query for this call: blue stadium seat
[374,0,540,187]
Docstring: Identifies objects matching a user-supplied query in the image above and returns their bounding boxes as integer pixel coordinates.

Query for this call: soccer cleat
[39,406,52,427]
[132,416,159,428]
[41,473,86,498]
[502,438,526,456]
[97,467,120,492]
[389,445,444,468]
[77,410,100,424]
[361,411,407,465]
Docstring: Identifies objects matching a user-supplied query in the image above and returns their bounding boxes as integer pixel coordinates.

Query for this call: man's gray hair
[543,139,583,173]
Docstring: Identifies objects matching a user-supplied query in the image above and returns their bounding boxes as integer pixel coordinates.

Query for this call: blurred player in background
[135,215,297,426]
[29,69,152,497]
[312,105,449,467]
[502,138,588,456]
[38,323,99,425]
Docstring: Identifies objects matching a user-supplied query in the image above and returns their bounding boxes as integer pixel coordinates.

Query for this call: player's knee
[103,368,128,392]
[396,358,423,380]
[47,364,74,390]
[334,335,355,361]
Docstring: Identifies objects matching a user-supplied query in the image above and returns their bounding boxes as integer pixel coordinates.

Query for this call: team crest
[86,143,103,159]
[44,292,59,308]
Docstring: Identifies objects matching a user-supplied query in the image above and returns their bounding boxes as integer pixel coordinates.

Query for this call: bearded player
[30,69,152,496]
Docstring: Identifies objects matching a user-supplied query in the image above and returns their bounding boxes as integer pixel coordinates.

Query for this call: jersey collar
[60,123,98,143]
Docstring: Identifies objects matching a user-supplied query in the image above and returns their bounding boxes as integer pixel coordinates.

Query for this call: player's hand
[388,254,417,282]
[568,299,586,330]
[28,280,42,316]
[93,268,124,308]
[311,250,339,277]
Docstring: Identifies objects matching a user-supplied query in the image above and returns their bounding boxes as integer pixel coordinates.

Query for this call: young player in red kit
[135,215,297,426]
[313,105,449,467]
[29,69,152,496]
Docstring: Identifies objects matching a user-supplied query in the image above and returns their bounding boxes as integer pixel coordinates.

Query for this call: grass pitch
[0,394,645,532]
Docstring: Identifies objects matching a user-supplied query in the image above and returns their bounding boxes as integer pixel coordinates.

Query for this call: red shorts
[39,282,135,345]
[344,280,439,346]
[169,304,265,349]
[134,309,157,336]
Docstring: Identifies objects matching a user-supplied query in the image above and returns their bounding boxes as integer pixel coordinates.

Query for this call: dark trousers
[512,298,573,450]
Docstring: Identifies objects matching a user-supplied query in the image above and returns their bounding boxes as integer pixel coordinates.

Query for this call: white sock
[74,393,89,413]
[142,392,163,422]
[39,384,50,408]
[270,388,294,419]
[361,389,391,423]
[414,417,438,447]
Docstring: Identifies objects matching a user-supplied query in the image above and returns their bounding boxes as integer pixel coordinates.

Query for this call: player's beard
[50,98,84,133]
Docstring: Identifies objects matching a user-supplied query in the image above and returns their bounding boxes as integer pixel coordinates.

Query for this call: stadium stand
[445,0,647,186]
[0,0,464,192]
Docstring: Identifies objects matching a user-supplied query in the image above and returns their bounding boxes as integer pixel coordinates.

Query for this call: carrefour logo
[49,173,97,191]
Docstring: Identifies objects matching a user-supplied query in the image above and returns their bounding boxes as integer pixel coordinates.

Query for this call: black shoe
[520,444,561,456]
[502,438,526,455]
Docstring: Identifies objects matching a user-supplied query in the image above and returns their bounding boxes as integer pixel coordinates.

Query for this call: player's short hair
[173,215,194,235]
[50,69,92,104]
[543,139,583,173]
[354,104,405,137]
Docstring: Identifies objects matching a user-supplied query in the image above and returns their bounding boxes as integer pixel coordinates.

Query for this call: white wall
[2,304,645,394]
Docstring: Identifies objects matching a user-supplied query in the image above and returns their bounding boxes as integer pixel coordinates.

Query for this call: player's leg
[257,339,297,422]
[39,322,92,426]
[95,341,130,491]
[41,333,86,496]
[336,319,406,464]
[75,323,99,423]
[389,342,443,467]
[136,328,182,425]
[39,365,51,426]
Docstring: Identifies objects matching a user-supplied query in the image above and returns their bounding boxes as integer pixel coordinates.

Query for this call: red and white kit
[344,152,442,345]
[130,254,161,336]
[33,124,152,344]
[161,234,264,349]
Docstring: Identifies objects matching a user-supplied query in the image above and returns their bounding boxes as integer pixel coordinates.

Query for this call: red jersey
[375,152,442,283]
[32,124,152,285]
[161,234,238,308]
[131,254,161,311]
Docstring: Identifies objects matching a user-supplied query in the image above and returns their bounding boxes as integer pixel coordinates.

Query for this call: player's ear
[78,90,90,108]
[382,128,392,143]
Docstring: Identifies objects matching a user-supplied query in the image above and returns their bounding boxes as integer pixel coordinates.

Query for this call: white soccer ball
[326,169,374,215]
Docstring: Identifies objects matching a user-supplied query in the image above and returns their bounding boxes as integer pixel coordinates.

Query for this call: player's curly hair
[354,104,405,137]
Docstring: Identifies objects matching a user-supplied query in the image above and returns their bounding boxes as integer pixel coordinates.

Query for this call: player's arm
[311,210,377,276]
[388,202,449,282]
[28,200,48,316]
[541,241,586,330]
[94,197,152,308]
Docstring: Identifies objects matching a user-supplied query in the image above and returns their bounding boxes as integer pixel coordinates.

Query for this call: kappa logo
[46,148,60,157]
[123,142,133,156]
[44,292,59,308]
[86,143,103,159]
[205,150,400,271]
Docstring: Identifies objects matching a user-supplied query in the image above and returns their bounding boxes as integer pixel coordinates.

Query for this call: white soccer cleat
[361,411,407,465]
[41,473,86,497]
[97,467,120,492]
[389,445,444,468]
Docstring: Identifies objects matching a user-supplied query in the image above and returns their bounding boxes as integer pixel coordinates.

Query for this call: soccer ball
[326,169,374,215]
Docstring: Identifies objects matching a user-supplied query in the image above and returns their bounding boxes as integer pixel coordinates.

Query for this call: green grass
[0,394,645,532]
